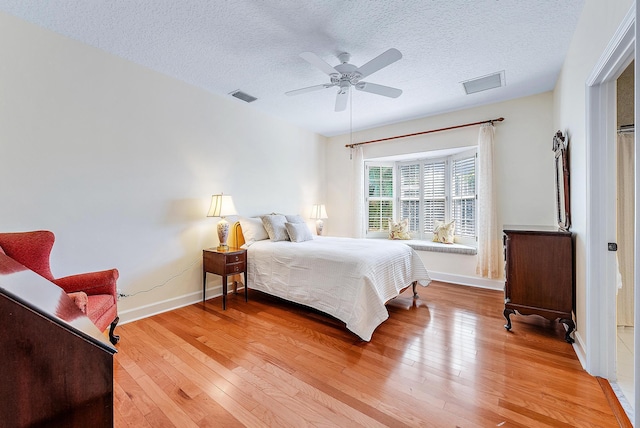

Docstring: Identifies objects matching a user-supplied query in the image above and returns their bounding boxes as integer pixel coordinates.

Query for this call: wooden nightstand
[202,247,247,310]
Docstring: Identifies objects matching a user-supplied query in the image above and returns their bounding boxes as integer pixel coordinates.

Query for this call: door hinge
[608,242,618,251]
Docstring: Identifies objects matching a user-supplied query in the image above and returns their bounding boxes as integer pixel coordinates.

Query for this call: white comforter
[247,236,431,341]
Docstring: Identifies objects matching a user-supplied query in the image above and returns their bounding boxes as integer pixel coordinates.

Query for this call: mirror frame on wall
[553,130,571,231]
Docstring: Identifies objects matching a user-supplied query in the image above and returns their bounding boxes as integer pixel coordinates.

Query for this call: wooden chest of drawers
[503,226,575,343]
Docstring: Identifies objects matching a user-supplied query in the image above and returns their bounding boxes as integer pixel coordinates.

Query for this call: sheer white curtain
[351,146,365,238]
[476,124,502,278]
[616,131,634,326]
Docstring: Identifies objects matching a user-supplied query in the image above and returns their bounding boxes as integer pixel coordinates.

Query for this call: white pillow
[285,214,305,224]
[239,217,269,246]
[285,222,313,242]
[262,215,290,242]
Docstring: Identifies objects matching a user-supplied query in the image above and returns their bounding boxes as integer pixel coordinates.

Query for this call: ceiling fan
[285,48,403,112]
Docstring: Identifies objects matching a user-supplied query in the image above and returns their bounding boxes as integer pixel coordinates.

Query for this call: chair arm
[54,269,119,297]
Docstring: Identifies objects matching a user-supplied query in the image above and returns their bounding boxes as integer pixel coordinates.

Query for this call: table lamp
[310,204,328,235]
[207,194,238,250]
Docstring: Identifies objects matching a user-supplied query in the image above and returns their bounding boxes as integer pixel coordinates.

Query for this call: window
[367,164,394,233]
[451,156,476,237]
[366,149,477,243]
[421,160,446,234]
[399,164,421,231]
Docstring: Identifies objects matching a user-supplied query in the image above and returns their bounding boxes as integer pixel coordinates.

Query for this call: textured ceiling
[0,1,585,136]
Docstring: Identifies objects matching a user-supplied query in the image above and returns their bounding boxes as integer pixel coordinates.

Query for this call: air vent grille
[229,90,257,103]
[461,71,505,95]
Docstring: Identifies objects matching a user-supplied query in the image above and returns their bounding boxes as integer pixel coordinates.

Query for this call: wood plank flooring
[113,281,622,427]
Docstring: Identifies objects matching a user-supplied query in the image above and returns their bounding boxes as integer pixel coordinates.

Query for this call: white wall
[325,92,555,287]
[0,12,326,322]
[553,0,633,350]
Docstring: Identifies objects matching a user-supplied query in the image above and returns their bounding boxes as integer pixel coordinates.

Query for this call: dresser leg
[559,318,575,343]
[504,308,515,330]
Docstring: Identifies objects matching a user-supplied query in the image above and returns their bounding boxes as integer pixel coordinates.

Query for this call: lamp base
[217,244,229,251]
[217,218,230,250]
[315,219,324,236]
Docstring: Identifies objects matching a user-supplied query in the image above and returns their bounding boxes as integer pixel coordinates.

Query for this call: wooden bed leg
[412,281,418,299]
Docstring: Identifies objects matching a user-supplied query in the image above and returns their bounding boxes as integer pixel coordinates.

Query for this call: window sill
[396,239,477,255]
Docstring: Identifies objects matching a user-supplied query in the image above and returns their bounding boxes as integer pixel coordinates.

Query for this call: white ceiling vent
[229,89,257,103]
[461,71,505,95]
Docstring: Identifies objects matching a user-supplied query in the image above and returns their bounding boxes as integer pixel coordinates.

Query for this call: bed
[229,217,431,341]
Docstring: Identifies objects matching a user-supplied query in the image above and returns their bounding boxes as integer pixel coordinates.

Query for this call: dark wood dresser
[0,252,117,427]
[503,226,575,343]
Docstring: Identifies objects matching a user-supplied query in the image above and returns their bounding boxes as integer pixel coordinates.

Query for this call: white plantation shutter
[399,164,420,231]
[451,156,476,237]
[423,161,446,234]
[366,148,477,243]
[367,165,394,232]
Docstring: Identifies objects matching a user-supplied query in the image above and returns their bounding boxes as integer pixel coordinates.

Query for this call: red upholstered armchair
[0,231,120,345]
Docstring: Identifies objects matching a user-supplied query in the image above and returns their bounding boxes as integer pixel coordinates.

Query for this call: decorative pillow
[285,214,305,224]
[239,217,269,246]
[262,214,290,242]
[285,222,313,242]
[433,220,455,244]
[388,218,411,240]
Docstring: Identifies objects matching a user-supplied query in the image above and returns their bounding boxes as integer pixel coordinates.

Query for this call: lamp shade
[310,204,328,220]
[207,194,237,218]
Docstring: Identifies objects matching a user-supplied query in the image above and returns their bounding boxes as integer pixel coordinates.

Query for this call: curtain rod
[345,117,505,148]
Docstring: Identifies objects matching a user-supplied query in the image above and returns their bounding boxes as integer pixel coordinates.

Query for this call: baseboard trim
[119,274,502,324]
[572,330,587,370]
[428,271,504,291]
[118,285,224,325]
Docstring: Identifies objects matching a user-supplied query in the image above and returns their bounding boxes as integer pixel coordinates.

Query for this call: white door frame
[585,3,638,421]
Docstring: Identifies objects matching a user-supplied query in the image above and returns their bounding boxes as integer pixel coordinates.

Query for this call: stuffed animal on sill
[388,218,411,240]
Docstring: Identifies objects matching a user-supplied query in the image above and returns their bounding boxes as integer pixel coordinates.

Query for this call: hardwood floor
[113,281,622,427]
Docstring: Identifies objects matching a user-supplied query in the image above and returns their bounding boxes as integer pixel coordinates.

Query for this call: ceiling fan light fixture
[461,71,505,95]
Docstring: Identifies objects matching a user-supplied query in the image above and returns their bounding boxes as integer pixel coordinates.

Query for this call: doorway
[615,60,635,414]
[584,5,637,425]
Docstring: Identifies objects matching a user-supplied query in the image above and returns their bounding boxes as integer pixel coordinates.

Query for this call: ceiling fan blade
[300,52,339,76]
[285,84,333,96]
[356,48,402,79]
[355,82,402,98]
[335,86,349,112]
